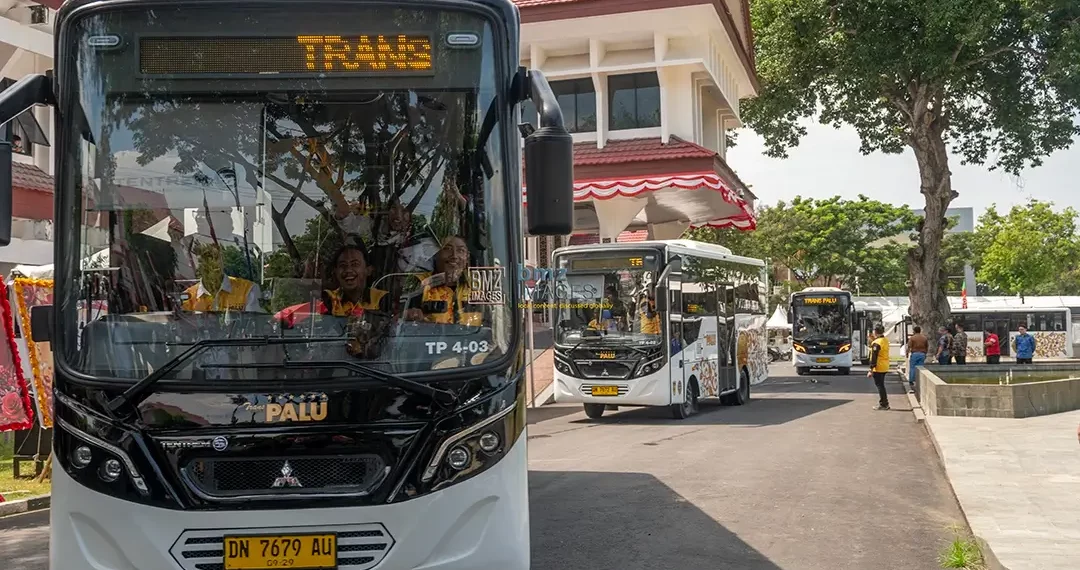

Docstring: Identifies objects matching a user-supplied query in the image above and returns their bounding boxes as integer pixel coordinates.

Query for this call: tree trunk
[906,119,954,355]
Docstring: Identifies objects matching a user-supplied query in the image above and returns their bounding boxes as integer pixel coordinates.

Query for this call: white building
[515,0,760,265]
[1,0,57,274]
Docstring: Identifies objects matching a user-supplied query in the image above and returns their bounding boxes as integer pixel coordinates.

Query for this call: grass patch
[940,526,985,570]
[0,435,51,499]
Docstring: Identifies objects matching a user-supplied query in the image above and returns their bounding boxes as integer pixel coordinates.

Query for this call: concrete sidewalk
[924,410,1080,570]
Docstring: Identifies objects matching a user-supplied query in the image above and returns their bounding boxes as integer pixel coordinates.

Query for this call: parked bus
[790,287,854,375]
[550,240,769,420]
[894,307,1073,365]
[853,302,883,365]
[0,1,574,568]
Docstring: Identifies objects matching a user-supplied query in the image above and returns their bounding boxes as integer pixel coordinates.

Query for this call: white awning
[766,305,789,330]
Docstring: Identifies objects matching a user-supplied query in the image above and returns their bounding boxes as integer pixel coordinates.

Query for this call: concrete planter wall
[918,364,1080,418]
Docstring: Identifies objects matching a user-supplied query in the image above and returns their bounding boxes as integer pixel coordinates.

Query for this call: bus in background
[550,240,769,420]
[791,287,854,375]
[0,1,574,569]
[950,307,1072,362]
[853,302,883,365]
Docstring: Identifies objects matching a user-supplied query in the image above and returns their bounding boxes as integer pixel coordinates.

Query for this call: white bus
[947,307,1071,361]
[853,302,884,365]
[0,1,574,569]
[550,240,769,420]
[790,287,855,375]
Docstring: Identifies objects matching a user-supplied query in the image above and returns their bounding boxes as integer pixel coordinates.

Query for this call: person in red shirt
[984,327,1001,364]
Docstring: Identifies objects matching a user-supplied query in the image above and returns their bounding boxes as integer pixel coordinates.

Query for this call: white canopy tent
[10,248,110,280]
[766,305,789,330]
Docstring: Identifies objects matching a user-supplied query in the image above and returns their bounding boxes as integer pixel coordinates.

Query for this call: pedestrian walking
[936,326,952,365]
[984,327,1001,364]
[1014,325,1036,364]
[952,323,968,365]
[867,325,891,410]
[907,326,928,394]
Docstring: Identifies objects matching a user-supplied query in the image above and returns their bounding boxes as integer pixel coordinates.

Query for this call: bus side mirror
[30,304,53,343]
[0,142,11,246]
[523,69,573,236]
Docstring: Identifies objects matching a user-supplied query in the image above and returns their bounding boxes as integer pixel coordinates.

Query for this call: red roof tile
[11,162,53,194]
[574,136,717,167]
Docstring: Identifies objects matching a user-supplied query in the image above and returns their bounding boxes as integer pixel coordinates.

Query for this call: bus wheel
[839,367,851,375]
[584,404,606,419]
[796,367,808,376]
[733,369,751,406]
[671,381,698,419]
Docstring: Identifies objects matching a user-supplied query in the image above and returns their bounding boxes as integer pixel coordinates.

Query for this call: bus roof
[793,287,851,296]
[552,239,765,268]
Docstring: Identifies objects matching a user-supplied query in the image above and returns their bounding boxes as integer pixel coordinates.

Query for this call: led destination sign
[139,35,434,75]
[796,297,840,305]
[569,256,647,270]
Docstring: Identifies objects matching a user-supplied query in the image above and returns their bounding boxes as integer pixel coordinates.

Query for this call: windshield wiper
[278,361,457,406]
[106,337,344,414]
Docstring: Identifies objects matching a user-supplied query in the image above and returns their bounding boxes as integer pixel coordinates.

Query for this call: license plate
[223,534,337,570]
[591,385,619,396]
[815,358,830,363]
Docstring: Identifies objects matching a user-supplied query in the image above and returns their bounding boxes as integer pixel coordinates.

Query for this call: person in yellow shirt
[275,243,389,326]
[866,324,891,410]
[182,245,263,312]
[637,289,659,335]
[406,236,482,327]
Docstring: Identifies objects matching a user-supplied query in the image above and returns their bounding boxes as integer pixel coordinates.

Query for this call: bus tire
[839,367,851,375]
[733,368,751,406]
[796,367,808,376]
[583,404,606,419]
[671,379,698,419]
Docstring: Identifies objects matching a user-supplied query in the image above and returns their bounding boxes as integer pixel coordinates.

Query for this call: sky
[726,118,1080,221]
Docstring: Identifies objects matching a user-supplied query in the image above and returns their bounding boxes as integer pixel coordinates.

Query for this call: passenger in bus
[600,286,628,331]
[1014,325,1036,365]
[405,236,482,326]
[182,243,264,313]
[671,329,683,356]
[275,243,389,327]
[637,290,659,334]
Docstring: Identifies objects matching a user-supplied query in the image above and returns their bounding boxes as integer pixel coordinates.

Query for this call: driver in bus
[182,243,264,313]
[405,236,482,326]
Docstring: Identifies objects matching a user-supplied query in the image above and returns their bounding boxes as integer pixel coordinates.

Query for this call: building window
[608,72,661,130]
[521,78,596,133]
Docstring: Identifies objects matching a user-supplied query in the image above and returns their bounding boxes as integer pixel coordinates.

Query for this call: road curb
[0,494,50,518]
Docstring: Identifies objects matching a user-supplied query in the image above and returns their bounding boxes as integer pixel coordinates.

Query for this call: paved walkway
[925,410,1080,569]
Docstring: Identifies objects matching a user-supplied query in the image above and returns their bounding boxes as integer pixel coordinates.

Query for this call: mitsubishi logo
[601,369,610,377]
[271,461,302,488]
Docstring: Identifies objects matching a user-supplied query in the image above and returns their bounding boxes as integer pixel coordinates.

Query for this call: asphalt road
[1,366,965,570]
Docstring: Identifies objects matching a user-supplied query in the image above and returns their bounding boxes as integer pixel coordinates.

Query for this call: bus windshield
[792,296,851,342]
[551,251,662,346]
[57,6,514,382]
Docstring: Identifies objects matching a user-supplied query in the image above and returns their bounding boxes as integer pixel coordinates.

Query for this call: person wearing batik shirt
[276,243,389,327]
[182,245,263,313]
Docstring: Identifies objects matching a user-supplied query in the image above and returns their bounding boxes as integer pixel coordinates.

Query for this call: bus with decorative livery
[549,240,769,420]
[0,1,573,568]
[790,287,854,375]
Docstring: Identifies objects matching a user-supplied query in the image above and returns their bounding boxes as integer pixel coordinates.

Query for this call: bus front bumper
[50,435,530,570]
[793,352,853,369]
[552,369,671,407]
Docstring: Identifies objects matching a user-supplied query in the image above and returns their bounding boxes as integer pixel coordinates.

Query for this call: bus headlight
[635,357,665,377]
[839,344,851,353]
[56,417,150,496]
[793,343,806,353]
[478,431,501,453]
[72,446,93,468]
[100,459,123,482]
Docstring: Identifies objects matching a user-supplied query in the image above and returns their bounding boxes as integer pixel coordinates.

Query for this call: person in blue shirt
[670,329,683,356]
[1014,325,1036,365]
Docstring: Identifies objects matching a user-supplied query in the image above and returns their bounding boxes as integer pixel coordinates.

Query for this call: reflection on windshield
[63,34,512,381]
[553,265,662,345]
[792,303,851,341]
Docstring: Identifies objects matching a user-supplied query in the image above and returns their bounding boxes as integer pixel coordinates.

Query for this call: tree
[744,0,1080,341]
[975,200,1080,295]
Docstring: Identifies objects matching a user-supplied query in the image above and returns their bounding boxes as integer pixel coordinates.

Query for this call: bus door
[716,285,736,394]
[667,266,683,404]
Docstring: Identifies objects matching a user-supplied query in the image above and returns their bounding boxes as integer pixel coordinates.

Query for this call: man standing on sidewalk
[1015,325,1036,364]
[984,327,1002,364]
[952,322,969,365]
[936,325,952,365]
[867,325,891,410]
[907,326,929,394]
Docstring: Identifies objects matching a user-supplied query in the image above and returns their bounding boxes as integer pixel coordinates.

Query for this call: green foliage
[975,200,1080,295]
[745,0,1080,173]
[939,533,984,569]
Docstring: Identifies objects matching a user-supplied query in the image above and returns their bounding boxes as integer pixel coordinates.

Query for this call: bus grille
[169,524,393,570]
[576,361,633,379]
[183,455,387,499]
